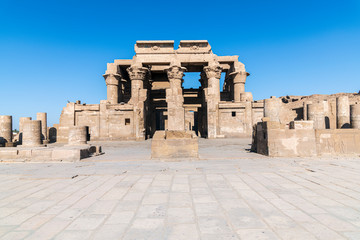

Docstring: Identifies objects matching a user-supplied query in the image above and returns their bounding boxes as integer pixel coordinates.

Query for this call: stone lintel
[135,40,175,54]
[177,40,211,54]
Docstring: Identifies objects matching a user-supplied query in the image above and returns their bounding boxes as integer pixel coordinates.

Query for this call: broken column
[68,126,87,145]
[103,63,123,104]
[204,59,223,139]
[19,117,32,144]
[336,96,350,128]
[165,60,186,131]
[229,61,249,102]
[307,101,325,129]
[264,97,281,122]
[19,117,31,133]
[127,63,149,140]
[37,112,48,144]
[350,103,360,129]
[22,120,42,147]
[0,115,12,147]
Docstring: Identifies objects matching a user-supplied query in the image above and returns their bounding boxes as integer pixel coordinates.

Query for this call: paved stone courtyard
[0,139,360,240]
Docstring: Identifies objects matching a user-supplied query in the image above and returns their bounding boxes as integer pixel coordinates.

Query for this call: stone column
[127,64,149,140]
[0,115,12,146]
[204,60,223,139]
[264,97,281,122]
[103,73,121,104]
[165,64,186,131]
[68,126,87,145]
[22,120,42,147]
[336,96,350,128]
[19,117,32,144]
[350,104,360,129]
[230,71,248,102]
[19,117,31,133]
[37,112,48,144]
[307,101,325,129]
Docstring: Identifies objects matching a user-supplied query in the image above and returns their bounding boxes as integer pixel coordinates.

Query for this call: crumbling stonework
[253,92,360,157]
[57,40,255,142]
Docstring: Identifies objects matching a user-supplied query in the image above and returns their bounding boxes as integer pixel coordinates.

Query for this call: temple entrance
[155,109,166,131]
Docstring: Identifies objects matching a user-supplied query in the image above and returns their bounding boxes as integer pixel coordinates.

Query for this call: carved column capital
[230,71,249,84]
[127,65,149,81]
[103,73,121,86]
[165,65,186,80]
[203,64,223,79]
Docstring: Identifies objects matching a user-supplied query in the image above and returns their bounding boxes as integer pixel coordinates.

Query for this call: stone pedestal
[350,104,360,129]
[68,126,87,145]
[0,115,12,147]
[264,98,281,122]
[22,120,42,147]
[307,102,325,129]
[151,130,198,159]
[37,112,48,144]
[336,96,350,128]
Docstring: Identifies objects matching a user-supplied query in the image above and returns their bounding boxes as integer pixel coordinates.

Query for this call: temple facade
[57,40,264,141]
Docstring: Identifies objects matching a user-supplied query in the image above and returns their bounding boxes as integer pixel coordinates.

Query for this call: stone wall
[254,120,360,157]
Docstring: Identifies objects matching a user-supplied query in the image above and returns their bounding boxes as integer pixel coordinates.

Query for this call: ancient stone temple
[58,40,263,142]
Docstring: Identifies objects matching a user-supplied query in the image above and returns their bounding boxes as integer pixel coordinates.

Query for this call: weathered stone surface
[151,130,198,159]
[307,101,325,129]
[68,126,87,145]
[336,96,350,128]
[37,112,48,144]
[0,145,101,162]
[254,120,360,157]
[22,120,42,147]
[0,115,12,147]
[350,103,360,129]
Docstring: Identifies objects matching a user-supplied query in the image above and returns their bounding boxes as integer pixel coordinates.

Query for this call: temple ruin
[57,40,260,142]
[1,40,360,160]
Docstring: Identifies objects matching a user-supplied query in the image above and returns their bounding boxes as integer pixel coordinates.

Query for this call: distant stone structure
[1,40,359,159]
[57,40,261,142]
[253,93,360,156]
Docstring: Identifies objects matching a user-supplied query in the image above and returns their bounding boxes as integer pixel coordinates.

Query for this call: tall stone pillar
[103,73,121,104]
[350,104,360,129]
[165,63,186,131]
[37,112,48,144]
[264,97,281,122]
[23,120,42,146]
[336,96,350,128]
[307,101,325,129]
[0,115,12,146]
[127,64,149,140]
[204,60,223,139]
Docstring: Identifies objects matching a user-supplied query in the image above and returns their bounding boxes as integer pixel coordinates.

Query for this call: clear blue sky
[1,0,359,129]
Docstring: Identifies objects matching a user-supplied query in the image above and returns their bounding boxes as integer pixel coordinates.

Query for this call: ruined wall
[254,120,360,157]
[57,101,135,142]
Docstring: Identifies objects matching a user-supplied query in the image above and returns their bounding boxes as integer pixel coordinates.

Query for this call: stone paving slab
[0,139,359,239]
